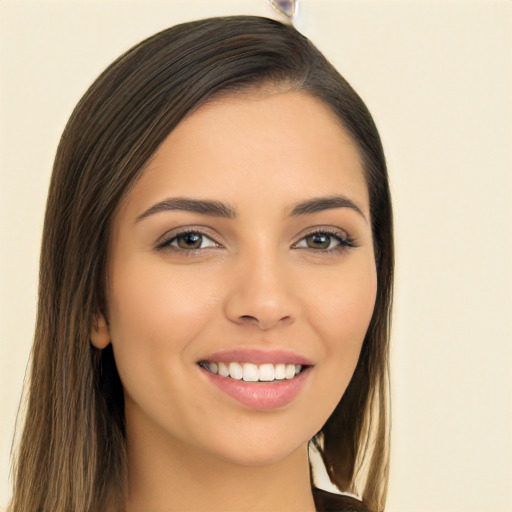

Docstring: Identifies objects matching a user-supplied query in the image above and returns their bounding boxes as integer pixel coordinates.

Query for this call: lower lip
[199,366,312,409]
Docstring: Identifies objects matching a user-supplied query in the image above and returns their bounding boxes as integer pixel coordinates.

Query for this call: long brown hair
[9,16,393,512]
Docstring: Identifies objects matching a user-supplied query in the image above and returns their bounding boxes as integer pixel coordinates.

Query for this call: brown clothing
[313,487,370,512]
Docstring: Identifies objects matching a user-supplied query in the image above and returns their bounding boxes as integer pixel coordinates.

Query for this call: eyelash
[156,228,219,255]
[156,228,357,255]
[292,228,356,254]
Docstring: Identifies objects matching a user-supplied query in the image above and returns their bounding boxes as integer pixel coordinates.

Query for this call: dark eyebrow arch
[136,197,236,222]
[289,195,367,222]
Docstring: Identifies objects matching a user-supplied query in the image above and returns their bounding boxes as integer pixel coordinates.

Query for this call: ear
[90,312,110,349]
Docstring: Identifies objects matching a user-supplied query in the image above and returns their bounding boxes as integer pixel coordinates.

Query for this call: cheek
[313,256,376,339]
[277,256,378,440]
[308,255,377,384]
[105,258,227,443]
[107,256,220,379]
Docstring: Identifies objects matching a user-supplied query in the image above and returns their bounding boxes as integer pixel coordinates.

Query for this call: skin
[91,89,377,512]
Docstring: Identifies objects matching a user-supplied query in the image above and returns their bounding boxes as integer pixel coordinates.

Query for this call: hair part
[9,16,393,512]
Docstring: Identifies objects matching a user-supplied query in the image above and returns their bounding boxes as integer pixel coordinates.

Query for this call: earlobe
[90,312,110,349]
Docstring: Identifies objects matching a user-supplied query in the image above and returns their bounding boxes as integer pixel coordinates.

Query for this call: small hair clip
[268,0,299,22]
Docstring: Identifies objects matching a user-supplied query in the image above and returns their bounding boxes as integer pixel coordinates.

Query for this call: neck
[124,415,316,512]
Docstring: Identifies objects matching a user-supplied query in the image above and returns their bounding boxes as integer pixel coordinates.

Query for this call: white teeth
[242,363,259,382]
[201,361,304,381]
[285,364,296,379]
[229,362,243,380]
[259,363,275,382]
[259,363,274,382]
[218,362,229,377]
[274,363,286,380]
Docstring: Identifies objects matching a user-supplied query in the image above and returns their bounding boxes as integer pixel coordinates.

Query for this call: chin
[200,425,310,468]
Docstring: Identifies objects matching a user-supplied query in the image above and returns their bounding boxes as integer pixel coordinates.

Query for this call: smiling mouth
[198,361,307,383]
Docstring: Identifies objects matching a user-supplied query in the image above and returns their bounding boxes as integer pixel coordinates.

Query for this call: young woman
[8,15,393,512]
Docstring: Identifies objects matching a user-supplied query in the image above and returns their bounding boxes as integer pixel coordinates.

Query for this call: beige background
[1,1,510,510]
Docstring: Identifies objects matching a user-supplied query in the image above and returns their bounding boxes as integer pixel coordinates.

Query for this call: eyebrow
[136,197,236,222]
[136,194,367,223]
[289,195,367,221]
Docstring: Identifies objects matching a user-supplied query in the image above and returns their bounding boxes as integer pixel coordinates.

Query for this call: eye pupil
[177,233,202,249]
[306,233,330,249]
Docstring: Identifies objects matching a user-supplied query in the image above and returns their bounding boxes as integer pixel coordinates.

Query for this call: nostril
[237,314,292,329]
[240,315,257,322]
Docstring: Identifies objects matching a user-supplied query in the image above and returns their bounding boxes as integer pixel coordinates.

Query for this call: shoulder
[313,487,371,512]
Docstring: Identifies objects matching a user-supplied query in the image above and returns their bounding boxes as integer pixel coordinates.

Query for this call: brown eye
[305,233,332,250]
[293,230,353,252]
[157,230,219,252]
[175,233,204,250]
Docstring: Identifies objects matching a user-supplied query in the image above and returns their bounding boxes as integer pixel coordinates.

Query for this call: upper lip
[198,348,314,366]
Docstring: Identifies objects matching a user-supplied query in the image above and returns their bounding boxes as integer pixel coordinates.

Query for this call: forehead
[121,90,369,219]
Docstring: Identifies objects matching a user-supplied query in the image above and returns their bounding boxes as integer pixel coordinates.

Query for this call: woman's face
[94,90,377,467]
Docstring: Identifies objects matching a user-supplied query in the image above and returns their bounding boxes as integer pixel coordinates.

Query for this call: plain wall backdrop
[1,1,510,511]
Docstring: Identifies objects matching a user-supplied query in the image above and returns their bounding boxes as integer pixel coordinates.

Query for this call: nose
[223,250,299,330]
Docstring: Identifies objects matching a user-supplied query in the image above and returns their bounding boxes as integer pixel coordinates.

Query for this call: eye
[293,229,355,252]
[157,230,219,252]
